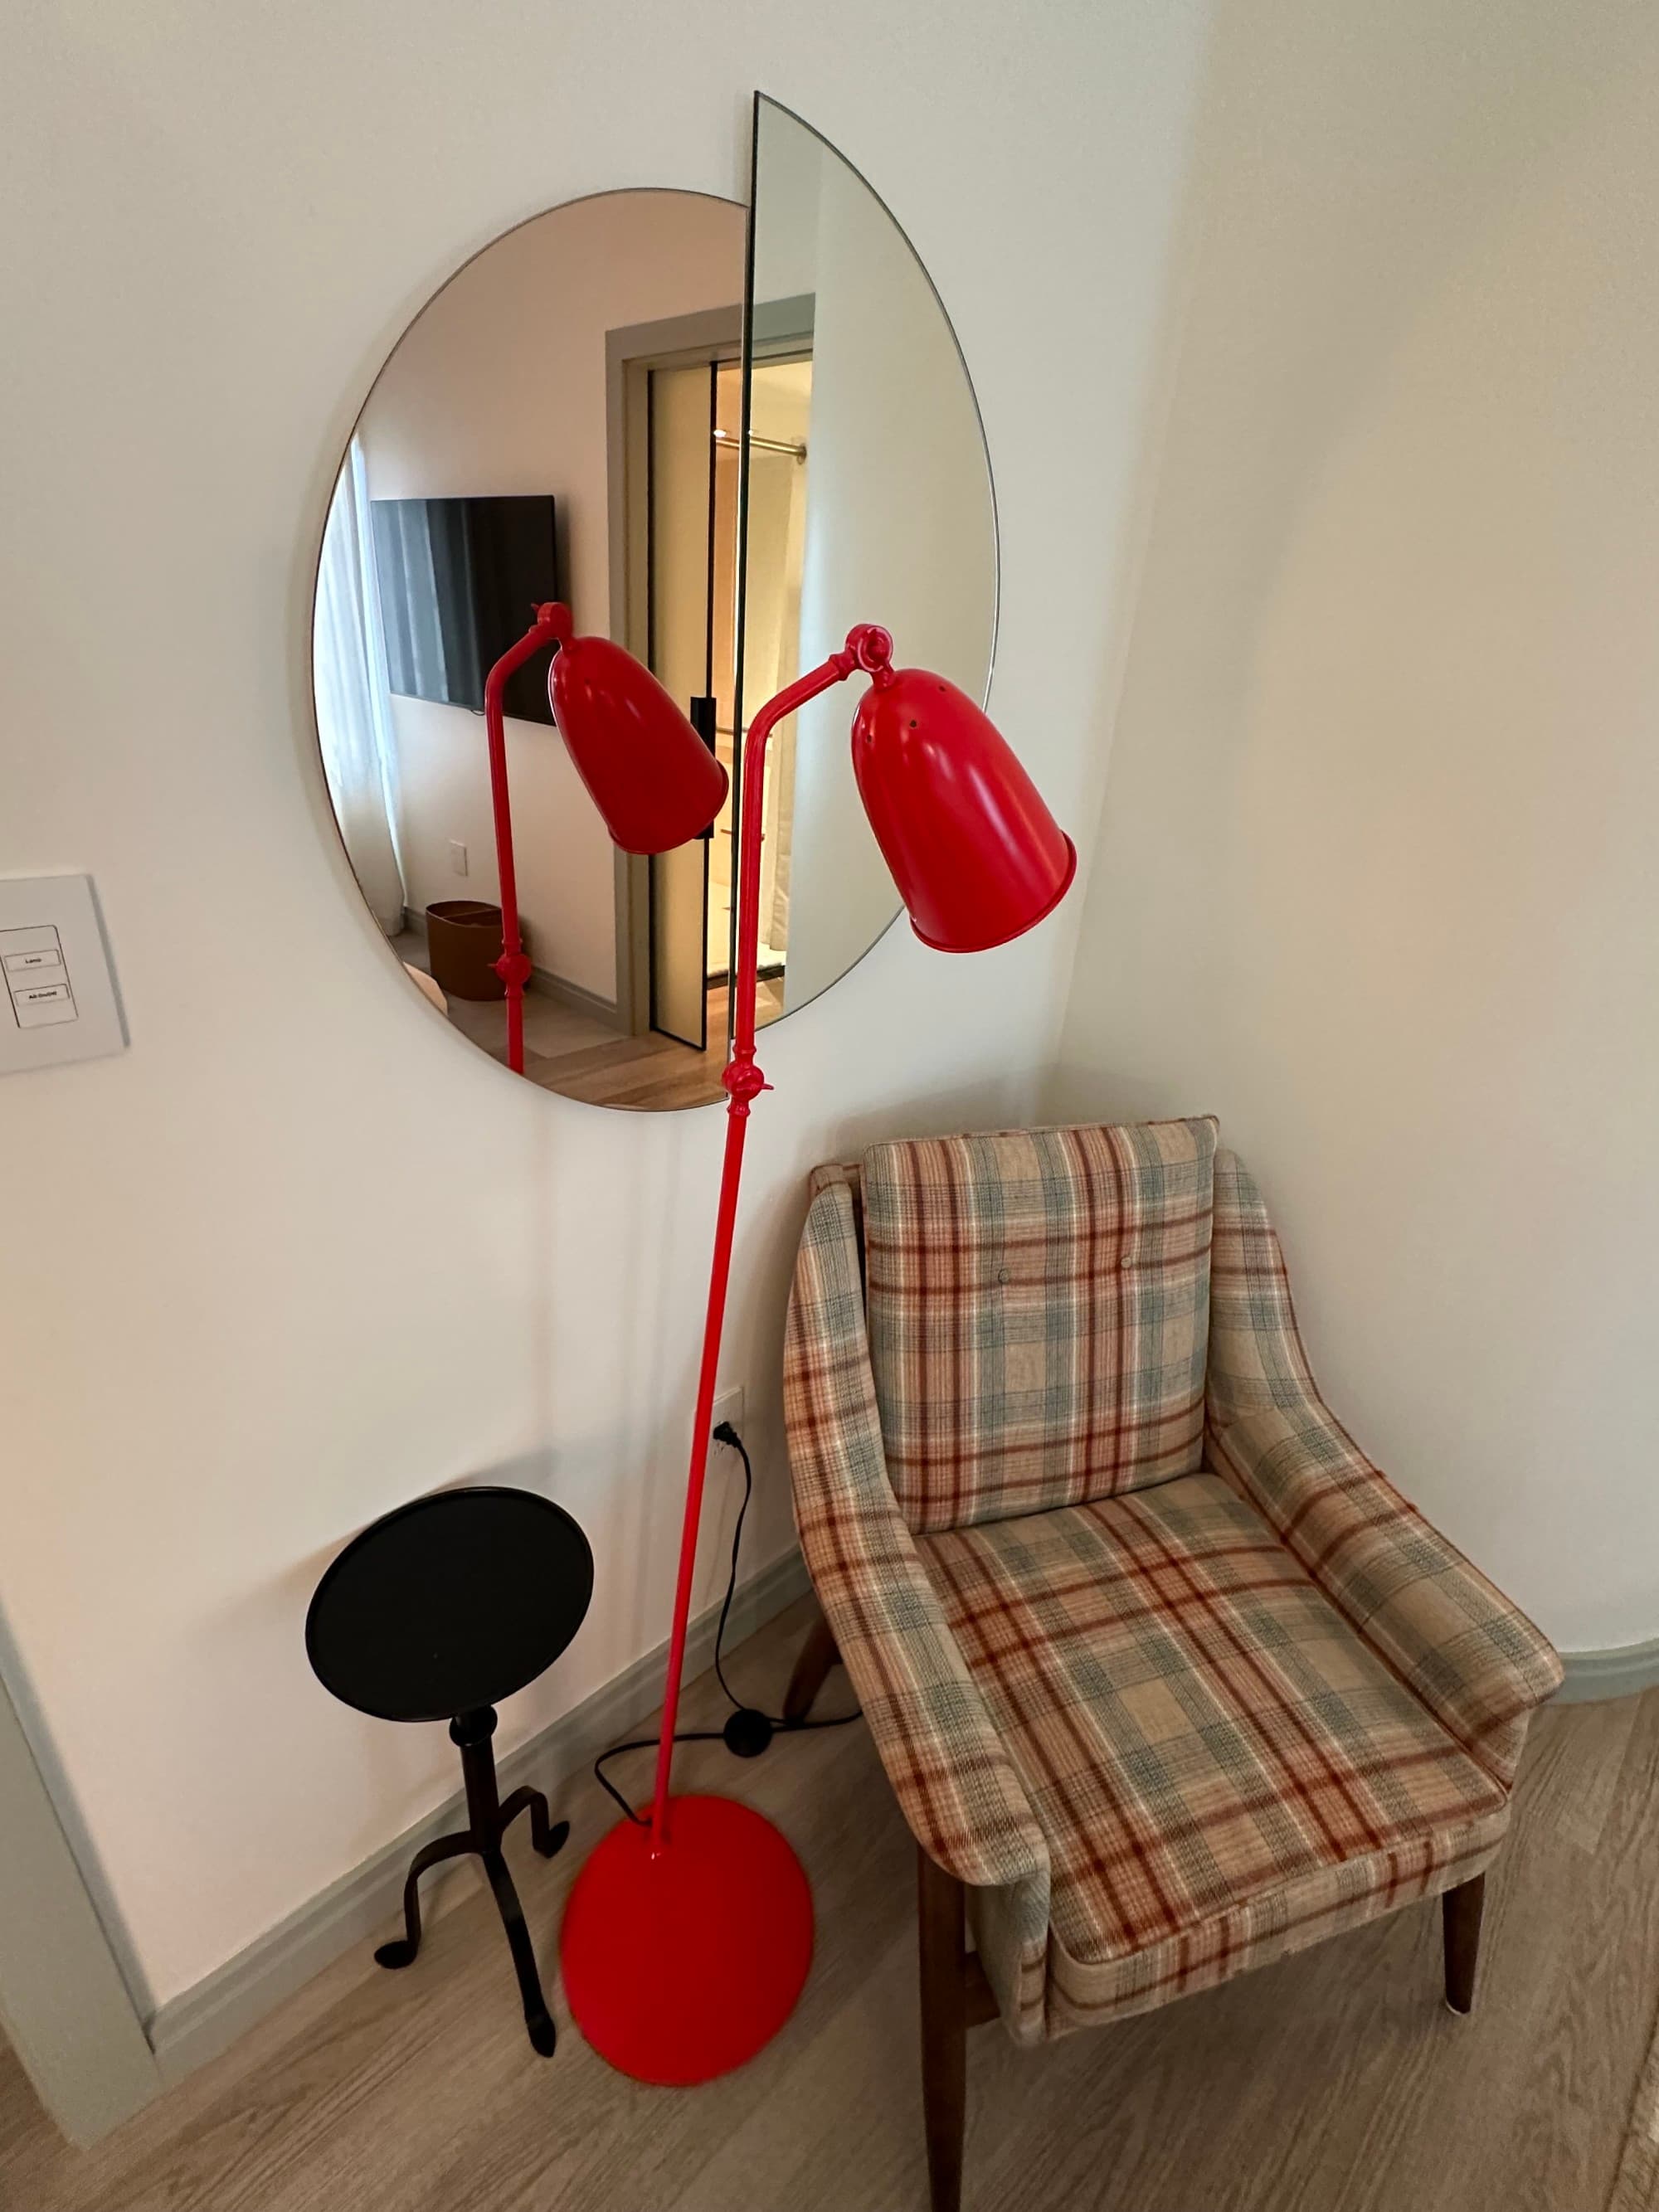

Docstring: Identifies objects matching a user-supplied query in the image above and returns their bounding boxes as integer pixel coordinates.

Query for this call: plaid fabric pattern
[781,1125,1561,2049]
[783,1174,1053,1911]
[923,1475,1509,2039]
[1206,1151,1564,1789]
[861,1120,1219,1534]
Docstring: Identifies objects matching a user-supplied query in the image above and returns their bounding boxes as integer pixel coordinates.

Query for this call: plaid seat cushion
[862,1120,1219,1534]
[920,1473,1510,2037]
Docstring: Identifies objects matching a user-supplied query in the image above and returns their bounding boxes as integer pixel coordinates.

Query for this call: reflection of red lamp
[481,603,727,1072]
[559,621,1075,2087]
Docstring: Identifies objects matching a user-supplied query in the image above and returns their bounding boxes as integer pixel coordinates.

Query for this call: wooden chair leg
[783,1608,841,1725]
[1443,1873,1486,2015]
[918,1845,968,2212]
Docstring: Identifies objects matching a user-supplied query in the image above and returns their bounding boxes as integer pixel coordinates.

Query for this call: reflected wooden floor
[4,1597,1655,2212]
[397,932,784,1111]
[520,978,786,1111]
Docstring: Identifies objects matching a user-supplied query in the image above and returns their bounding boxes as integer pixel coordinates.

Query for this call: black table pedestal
[306,1485,593,2061]
[374,1705,568,2057]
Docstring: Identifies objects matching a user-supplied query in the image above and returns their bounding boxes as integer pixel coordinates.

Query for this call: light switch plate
[0,876,127,1077]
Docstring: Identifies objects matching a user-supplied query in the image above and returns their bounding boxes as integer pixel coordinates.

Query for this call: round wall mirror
[310,98,996,1110]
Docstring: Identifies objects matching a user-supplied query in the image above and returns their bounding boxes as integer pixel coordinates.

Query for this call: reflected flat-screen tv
[371,495,560,726]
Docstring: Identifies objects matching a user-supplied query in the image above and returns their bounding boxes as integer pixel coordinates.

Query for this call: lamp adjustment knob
[844,623,895,683]
[722,1058,771,1107]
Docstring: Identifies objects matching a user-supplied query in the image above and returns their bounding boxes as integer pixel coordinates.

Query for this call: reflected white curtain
[314,440,406,936]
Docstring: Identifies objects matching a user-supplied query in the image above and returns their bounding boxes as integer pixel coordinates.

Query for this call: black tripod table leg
[482,1848,557,2057]
[499,1785,569,1860]
[375,1830,474,1970]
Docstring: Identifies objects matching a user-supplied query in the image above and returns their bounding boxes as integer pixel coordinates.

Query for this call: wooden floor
[518,977,786,1112]
[4,1598,1656,2212]
[398,931,786,1111]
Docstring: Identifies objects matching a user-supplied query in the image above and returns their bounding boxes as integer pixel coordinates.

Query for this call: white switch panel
[0,876,126,1077]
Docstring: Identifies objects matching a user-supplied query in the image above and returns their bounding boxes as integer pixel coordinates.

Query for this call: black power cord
[593,1421,859,1825]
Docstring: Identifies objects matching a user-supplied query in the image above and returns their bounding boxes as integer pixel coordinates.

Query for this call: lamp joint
[722,1056,771,1111]
[843,623,895,686]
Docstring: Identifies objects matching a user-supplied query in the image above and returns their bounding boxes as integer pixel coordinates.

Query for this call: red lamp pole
[647,621,895,1845]
[481,602,564,1075]
[558,615,1071,2088]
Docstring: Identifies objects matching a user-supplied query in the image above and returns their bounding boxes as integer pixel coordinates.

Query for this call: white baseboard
[140,1563,1653,2088]
[1554,1636,1659,1705]
[147,1548,810,2085]
[528,964,621,1025]
[400,910,622,1026]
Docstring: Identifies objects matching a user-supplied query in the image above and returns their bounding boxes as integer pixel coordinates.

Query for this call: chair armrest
[784,1179,1051,1894]
[1209,1403,1561,1787]
[1207,1151,1563,1788]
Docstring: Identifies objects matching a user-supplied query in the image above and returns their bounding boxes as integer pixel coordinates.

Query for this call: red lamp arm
[646,623,893,1849]
[726,623,894,1075]
[482,602,568,1075]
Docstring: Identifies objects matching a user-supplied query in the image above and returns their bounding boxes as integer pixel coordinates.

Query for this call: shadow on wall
[1053,0,1659,1054]
[1048,0,1659,1650]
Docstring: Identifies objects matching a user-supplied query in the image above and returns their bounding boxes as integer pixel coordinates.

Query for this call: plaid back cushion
[861,1119,1219,1534]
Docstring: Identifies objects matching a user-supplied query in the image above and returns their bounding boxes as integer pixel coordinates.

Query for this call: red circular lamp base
[559,1795,813,2084]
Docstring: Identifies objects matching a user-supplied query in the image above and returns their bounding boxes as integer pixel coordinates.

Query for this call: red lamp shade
[544,605,728,855]
[851,665,1076,952]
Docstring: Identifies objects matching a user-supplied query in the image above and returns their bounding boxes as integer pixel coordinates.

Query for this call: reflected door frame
[735,294,815,1023]
[606,305,742,1041]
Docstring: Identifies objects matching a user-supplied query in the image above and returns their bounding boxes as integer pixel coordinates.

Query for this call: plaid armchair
[781,1119,1561,2212]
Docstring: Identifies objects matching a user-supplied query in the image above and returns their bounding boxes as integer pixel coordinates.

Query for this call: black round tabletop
[305,1487,594,1724]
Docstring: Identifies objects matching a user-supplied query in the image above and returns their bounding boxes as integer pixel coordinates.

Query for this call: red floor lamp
[555,619,1077,2086]
[481,601,727,1071]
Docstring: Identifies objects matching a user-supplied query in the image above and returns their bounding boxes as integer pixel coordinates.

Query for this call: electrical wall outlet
[711,1387,746,1441]
[449,841,469,877]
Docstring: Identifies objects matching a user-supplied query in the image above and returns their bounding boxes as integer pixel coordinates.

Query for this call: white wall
[381,698,619,999]
[1052,0,1659,1653]
[0,0,1209,2006]
[783,131,1000,1012]
[358,191,744,1002]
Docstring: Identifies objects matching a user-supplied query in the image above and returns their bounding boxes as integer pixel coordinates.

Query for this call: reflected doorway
[621,338,812,1058]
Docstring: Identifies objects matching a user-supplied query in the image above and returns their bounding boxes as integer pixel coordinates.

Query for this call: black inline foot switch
[722,1707,775,1759]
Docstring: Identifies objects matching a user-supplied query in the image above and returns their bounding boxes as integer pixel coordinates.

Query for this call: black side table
[306,1485,594,2057]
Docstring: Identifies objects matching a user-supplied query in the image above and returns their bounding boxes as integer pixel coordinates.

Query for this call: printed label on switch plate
[14,987,77,1028]
[2,925,73,1028]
